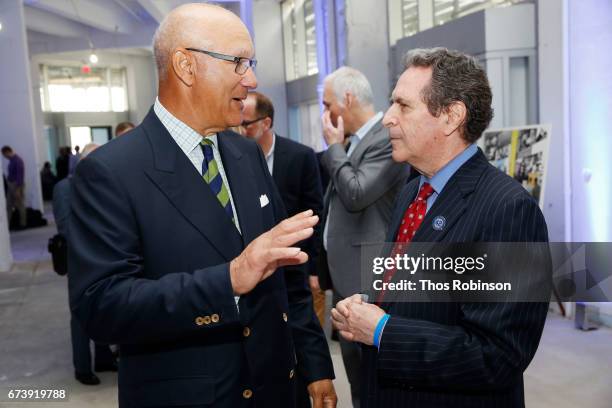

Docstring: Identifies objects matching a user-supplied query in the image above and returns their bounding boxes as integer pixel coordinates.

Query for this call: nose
[382,107,397,128]
[241,67,258,89]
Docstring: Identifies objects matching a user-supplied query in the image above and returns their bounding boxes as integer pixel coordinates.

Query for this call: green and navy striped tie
[200,138,234,222]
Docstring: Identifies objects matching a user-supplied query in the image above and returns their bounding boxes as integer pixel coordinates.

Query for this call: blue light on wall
[568,0,612,242]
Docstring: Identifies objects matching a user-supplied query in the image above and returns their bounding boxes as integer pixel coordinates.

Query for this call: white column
[0,0,44,213]
[0,165,13,272]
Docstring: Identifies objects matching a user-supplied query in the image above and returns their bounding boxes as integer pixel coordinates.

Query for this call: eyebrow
[390,95,412,106]
[234,48,253,58]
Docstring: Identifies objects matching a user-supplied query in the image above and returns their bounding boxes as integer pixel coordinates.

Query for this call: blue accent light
[568,0,612,242]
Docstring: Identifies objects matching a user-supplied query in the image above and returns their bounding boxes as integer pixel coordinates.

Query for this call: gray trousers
[333,292,361,408]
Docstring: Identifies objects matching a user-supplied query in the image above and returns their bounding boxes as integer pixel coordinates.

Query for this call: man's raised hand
[229,210,318,295]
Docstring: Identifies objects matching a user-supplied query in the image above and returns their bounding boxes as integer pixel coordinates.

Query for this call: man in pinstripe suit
[332,48,549,407]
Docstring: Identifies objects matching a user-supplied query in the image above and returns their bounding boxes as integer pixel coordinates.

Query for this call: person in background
[2,145,26,229]
[53,143,117,386]
[115,121,135,137]
[40,161,57,201]
[56,147,70,181]
[242,91,325,408]
[319,66,410,408]
[68,145,81,175]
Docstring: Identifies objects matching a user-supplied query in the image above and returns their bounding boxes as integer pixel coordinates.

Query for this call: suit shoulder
[276,135,314,155]
[478,161,539,208]
[86,126,149,169]
[365,125,392,150]
[222,130,260,154]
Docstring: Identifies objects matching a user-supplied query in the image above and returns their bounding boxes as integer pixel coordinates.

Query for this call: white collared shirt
[265,133,276,174]
[346,111,383,157]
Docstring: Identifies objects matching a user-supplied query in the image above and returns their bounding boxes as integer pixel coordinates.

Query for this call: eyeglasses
[241,117,267,127]
[186,47,257,75]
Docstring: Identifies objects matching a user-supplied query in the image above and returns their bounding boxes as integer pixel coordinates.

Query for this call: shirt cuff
[373,313,390,350]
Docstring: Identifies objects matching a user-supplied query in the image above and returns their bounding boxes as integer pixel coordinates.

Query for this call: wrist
[229,256,244,295]
[373,314,390,349]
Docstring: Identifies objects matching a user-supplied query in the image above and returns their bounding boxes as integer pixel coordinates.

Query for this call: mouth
[232,96,246,109]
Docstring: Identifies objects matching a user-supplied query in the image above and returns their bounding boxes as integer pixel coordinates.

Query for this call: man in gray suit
[320,67,409,407]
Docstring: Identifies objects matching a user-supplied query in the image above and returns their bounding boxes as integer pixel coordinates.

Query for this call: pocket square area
[259,194,270,207]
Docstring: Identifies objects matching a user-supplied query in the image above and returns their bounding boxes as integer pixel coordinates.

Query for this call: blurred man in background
[2,145,26,229]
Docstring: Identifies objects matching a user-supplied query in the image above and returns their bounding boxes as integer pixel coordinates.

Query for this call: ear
[442,101,467,137]
[171,49,196,86]
[262,117,272,131]
[344,91,353,109]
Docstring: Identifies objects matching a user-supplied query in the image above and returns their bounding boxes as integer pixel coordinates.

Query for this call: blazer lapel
[218,131,264,246]
[381,151,487,309]
[386,180,419,243]
[413,150,487,243]
[349,121,384,164]
[141,110,243,261]
[271,135,286,187]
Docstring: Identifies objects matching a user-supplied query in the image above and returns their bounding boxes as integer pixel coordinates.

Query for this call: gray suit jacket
[322,120,410,297]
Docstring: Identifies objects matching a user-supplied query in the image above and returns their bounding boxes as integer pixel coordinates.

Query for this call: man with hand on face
[243,91,326,408]
[69,4,336,407]
[320,67,409,408]
[332,48,549,408]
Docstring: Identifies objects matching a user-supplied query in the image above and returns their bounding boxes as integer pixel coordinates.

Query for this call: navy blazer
[362,149,549,408]
[68,109,333,407]
[272,135,323,276]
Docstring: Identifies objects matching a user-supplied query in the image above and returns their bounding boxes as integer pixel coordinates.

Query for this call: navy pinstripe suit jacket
[362,148,549,408]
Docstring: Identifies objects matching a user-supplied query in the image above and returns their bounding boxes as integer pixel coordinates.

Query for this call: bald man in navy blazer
[68,4,335,408]
[332,48,549,408]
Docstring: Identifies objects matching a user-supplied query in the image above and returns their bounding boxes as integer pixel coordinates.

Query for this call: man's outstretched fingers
[274,227,314,247]
[276,215,318,234]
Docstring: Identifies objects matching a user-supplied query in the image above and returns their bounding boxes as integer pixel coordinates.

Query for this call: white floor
[0,212,610,408]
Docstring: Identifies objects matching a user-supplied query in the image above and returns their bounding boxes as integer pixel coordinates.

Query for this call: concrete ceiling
[24,0,244,55]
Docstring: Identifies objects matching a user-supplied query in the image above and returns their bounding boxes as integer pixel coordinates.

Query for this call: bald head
[153,3,250,81]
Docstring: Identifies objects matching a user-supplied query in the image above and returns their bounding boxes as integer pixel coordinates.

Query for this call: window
[434,0,529,26]
[389,0,531,44]
[282,0,319,81]
[69,126,112,149]
[40,64,129,112]
[288,101,323,151]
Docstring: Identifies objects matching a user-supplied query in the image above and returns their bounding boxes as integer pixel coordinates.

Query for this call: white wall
[344,0,391,112]
[252,0,289,137]
[567,0,612,324]
[124,54,158,124]
[538,0,567,243]
[0,0,44,212]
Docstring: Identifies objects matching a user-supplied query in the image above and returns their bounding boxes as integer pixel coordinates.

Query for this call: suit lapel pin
[432,215,446,231]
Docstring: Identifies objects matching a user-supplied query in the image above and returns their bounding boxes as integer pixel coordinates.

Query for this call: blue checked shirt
[154,98,241,234]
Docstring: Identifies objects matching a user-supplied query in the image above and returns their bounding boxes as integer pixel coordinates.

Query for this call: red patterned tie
[376,182,434,304]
